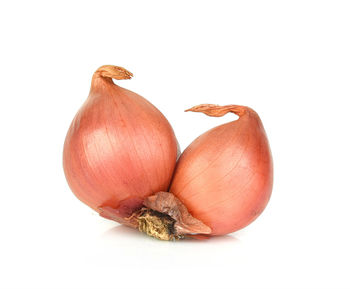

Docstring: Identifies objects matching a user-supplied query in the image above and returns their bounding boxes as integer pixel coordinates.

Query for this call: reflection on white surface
[102,225,240,243]
[92,224,242,272]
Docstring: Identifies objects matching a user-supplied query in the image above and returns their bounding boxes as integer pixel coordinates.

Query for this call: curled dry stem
[186,104,247,117]
[95,65,133,80]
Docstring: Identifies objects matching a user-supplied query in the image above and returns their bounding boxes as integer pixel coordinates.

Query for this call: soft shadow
[102,224,145,239]
[102,224,240,243]
[96,225,242,266]
[182,234,240,244]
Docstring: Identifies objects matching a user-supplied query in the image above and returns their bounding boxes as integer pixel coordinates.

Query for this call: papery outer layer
[99,191,212,236]
[63,66,179,216]
[169,104,273,235]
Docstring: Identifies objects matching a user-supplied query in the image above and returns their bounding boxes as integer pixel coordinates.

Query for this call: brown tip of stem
[95,65,133,81]
[185,104,247,117]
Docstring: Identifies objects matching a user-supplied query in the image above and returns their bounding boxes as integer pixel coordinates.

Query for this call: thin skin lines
[173,128,230,194]
[175,122,244,195]
[211,128,253,188]
[114,96,149,196]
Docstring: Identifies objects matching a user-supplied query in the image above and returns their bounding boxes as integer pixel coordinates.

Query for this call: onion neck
[91,65,133,90]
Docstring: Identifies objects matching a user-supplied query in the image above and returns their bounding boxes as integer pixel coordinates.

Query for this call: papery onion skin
[63,65,179,215]
[169,104,273,236]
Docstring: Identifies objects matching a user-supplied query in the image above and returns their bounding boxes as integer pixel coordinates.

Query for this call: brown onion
[63,65,211,240]
[63,65,180,218]
[170,104,273,236]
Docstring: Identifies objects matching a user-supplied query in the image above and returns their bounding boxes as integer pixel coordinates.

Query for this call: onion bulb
[63,65,180,219]
[63,65,211,240]
[170,104,273,236]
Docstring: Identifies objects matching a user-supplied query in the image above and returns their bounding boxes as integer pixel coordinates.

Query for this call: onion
[63,65,179,219]
[63,70,272,240]
[169,104,273,235]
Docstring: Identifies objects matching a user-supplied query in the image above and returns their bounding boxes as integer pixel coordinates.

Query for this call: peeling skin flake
[143,192,212,235]
[99,192,212,239]
[99,206,139,228]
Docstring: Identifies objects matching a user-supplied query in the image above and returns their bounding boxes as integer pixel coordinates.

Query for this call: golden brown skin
[170,104,273,236]
[63,66,179,214]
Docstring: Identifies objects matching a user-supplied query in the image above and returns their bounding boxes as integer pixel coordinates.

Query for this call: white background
[0,1,349,289]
